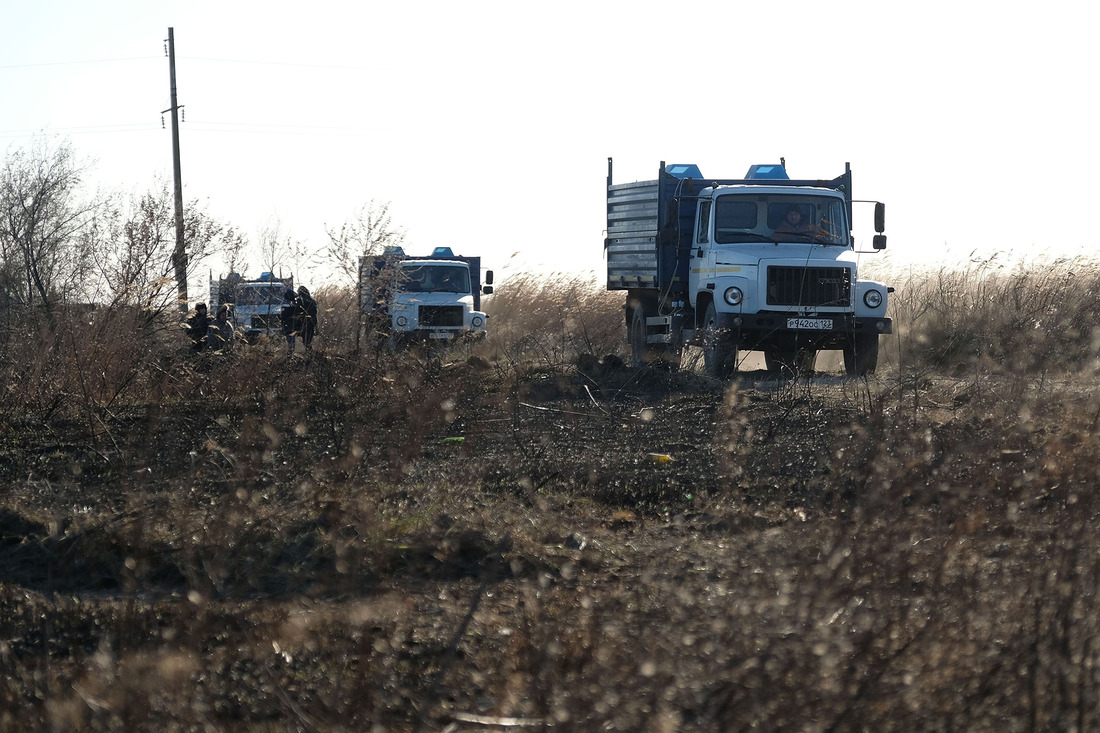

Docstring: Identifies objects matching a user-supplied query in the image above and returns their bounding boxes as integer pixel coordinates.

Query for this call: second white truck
[358,247,493,346]
[209,271,294,344]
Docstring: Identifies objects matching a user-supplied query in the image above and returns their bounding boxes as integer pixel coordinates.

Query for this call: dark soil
[1,353,1097,731]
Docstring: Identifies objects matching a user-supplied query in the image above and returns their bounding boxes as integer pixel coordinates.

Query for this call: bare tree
[219,224,249,277]
[256,216,304,280]
[321,200,406,286]
[0,138,99,315]
[89,179,246,319]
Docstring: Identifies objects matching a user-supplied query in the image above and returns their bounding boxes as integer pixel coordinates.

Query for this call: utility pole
[165,27,187,316]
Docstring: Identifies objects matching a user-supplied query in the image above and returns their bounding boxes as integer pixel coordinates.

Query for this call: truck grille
[252,313,281,330]
[419,306,464,327]
[767,266,851,307]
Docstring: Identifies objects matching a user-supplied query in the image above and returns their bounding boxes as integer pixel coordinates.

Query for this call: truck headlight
[396,315,408,327]
[863,289,883,308]
[471,315,484,328]
[723,287,743,306]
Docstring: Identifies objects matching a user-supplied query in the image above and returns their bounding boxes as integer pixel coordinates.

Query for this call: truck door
[688,199,714,308]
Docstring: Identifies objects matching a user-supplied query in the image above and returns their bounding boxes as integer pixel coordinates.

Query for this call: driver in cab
[774,205,818,238]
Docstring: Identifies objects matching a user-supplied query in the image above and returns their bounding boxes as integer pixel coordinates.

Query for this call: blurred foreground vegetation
[3,259,1100,730]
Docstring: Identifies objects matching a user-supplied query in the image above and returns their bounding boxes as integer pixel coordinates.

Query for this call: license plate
[428,331,454,340]
[787,318,833,330]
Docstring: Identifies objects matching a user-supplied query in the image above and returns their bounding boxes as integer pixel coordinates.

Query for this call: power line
[0,55,368,71]
[182,55,371,71]
[184,121,375,136]
[0,119,381,140]
[0,123,162,139]
[0,56,160,69]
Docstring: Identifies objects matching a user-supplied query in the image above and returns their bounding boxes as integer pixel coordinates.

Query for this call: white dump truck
[358,247,493,345]
[606,159,892,376]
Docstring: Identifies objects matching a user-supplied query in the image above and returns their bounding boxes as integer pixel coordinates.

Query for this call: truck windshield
[236,286,286,306]
[714,195,849,246]
[400,264,471,294]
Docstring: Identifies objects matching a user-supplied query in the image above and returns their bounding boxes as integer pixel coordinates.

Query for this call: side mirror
[873,234,887,250]
[484,270,494,285]
[874,202,886,234]
[482,285,494,295]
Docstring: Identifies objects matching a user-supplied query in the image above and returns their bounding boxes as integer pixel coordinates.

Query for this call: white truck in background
[606,159,892,376]
[358,247,493,346]
[209,271,294,344]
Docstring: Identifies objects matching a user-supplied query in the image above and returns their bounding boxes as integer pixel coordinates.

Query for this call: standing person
[208,304,235,352]
[296,285,318,352]
[280,288,301,356]
[185,302,210,352]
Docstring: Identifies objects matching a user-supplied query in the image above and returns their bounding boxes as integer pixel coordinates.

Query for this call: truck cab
[359,247,492,345]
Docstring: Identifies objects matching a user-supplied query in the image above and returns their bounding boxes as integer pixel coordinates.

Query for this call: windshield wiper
[773,231,846,246]
[807,235,847,246]
[720,232,779,244]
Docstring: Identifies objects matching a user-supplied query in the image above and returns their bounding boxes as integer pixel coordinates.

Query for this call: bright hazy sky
[3,1,1097,285]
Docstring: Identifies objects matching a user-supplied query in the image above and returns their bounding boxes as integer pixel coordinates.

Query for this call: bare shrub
[310,284,358,355]
[0,304,177,423]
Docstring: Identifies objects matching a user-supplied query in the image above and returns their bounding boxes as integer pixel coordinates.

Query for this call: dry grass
[481,272,625,369]
[3,262,1100,730]
[884,255,1100,375]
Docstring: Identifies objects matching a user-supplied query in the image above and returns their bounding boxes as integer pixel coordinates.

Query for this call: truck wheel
[765,348,817,376]
[629,303,679,369]
[701,302,736,378]
[843,335,879,376]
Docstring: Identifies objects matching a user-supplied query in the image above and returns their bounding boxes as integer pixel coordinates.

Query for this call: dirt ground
[1,353,1098,731]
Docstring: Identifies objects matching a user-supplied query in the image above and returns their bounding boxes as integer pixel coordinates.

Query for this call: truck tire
[765,347,817,376]
[629,302,678,369]
[843,334,879,376]
[701,302,736,379]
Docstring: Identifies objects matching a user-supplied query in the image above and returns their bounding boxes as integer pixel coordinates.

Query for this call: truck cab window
[431,266,472,294]
[401,266,426,292]
[768,198,849,245]
[815,200,849,244]
[400,264,471,294]
[697,201,711,244]
[713,199,759,243]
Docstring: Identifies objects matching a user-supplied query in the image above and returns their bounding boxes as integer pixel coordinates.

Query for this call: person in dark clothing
[774,205,818,237]
[280,289,301,355]
[207,304,234,352]
[186,302,210,352]
[296,285,318,351]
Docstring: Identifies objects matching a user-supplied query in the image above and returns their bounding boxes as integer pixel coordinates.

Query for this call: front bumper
[712,312,892,349]
[394,327,487,343]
